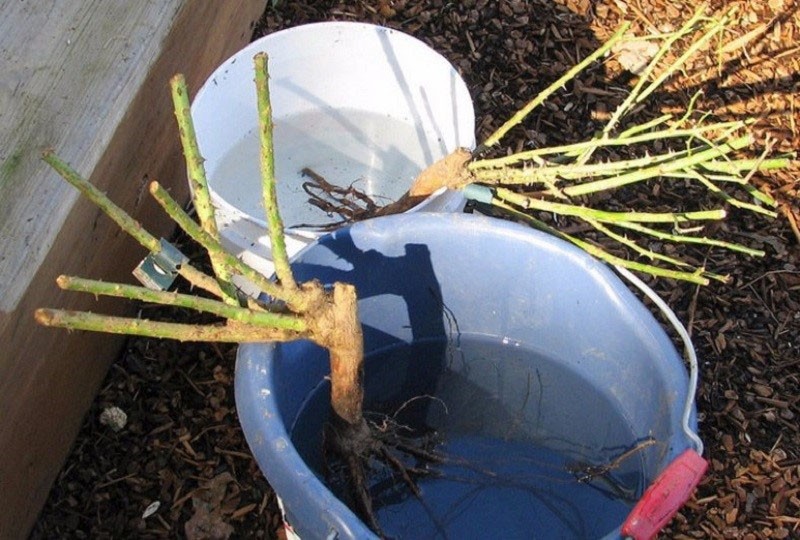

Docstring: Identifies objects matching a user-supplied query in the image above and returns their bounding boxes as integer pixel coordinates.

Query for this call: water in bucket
[290,334,651,539]
[212,109,443,229]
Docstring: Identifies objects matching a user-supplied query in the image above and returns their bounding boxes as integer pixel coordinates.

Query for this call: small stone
[99,406,128,432]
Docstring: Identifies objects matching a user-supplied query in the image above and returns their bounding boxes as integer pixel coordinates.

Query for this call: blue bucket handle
[613,266,708,540]
[613,266,703,454]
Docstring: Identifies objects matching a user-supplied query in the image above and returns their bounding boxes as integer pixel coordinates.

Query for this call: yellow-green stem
[494,186,726,223]
[742,183,778,208]
[617,114,673,138]
[35,309,301,343]
[612,221,765,257]
[700,156,794,174]
[584,218,690,268]
[57,275,307,332]
[41,150,224,299]
[471,120,744,170]
[577,6,708,165]
[491,200,715,285]
[564,135,752,196]
[170,74,238,305]
[254,53,297,291]
[481,22,630,148]
[149,182,310,311]
[674,90,704,127]
[635,15,728,105]
[685,170,777,218]
[474,148,694,184]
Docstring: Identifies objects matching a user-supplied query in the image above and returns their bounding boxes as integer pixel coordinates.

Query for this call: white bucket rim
[192,21,476,232]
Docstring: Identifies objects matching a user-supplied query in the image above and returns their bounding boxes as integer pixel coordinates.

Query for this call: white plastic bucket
[191,22,475,288]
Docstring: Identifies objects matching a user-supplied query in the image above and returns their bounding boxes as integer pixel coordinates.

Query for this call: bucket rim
[190,21,476,233]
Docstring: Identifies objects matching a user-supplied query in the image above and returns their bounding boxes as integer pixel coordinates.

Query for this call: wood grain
[0,1,266,537]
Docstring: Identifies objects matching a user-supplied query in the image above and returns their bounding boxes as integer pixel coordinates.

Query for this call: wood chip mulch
[32,1,799,538]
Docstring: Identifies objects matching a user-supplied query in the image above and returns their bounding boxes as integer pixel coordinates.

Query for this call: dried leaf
[185,474,236,540]
[612,39,659,74]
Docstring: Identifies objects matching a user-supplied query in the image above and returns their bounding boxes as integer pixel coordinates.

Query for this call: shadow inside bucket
[281,225,656,539]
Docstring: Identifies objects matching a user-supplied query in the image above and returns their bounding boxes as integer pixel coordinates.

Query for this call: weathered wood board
[0,1,266,536]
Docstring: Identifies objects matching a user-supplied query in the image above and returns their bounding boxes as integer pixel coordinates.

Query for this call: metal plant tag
[132,238,188,291]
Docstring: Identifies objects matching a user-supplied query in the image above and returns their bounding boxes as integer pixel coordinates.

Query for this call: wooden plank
[1,2,175,313]
[0,1,266,537]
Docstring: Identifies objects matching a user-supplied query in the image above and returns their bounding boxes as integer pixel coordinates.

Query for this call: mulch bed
[32,0,799,538]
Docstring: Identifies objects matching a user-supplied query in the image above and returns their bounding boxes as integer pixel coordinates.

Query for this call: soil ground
[33,1,799,538]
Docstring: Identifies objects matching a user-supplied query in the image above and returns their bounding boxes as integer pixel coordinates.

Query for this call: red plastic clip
[621,449,708,540]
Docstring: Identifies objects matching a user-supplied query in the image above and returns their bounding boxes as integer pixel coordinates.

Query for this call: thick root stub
[313,275,444,535]
[323,413,443,537]
[408,148,473,197]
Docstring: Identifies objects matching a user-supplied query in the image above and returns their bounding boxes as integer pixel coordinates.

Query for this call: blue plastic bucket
[236,213,703,539]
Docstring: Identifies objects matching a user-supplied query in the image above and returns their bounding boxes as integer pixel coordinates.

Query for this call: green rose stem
[41,150,224,299]
[471,121,748,170]
[148,181,310,312]
[575,6,714,166]
[36,62,328,342]
[34,309,299,343]
[54,275,306,331]
[407,8,790,285]
[612,221,765,257]
[170,74,239,305]
[492,186,726,223]
[491,198,715,285]
[480,21,631,150]
[36,54,367,440]
[254,52,297,291]
[563,135,753,196]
